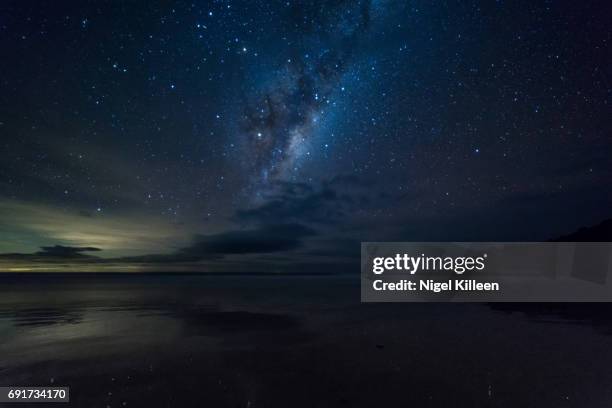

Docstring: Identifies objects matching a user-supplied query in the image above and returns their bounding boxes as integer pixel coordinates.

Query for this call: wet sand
[1,274,612,407]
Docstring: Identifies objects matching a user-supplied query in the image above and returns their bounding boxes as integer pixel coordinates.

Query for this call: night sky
[1,0,610,272]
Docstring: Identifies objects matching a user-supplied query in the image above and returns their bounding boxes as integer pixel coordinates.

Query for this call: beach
[1,274,611,407]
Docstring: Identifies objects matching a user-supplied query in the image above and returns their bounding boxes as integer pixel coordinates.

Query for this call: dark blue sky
[1,0,610,271]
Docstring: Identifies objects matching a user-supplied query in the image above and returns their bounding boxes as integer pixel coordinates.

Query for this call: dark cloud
[119,223,318,264]
[236,178,375,226]
[183,223,317,256]
[307,237,360,255]
[0,221,316,268]
[37,245,102,257]
[236,184,342,225]
[0,245,102,262]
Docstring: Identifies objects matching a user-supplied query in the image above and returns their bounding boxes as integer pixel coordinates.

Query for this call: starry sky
[1,0,611,272]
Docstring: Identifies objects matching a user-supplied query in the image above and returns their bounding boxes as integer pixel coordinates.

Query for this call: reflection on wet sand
[1,274,612,407]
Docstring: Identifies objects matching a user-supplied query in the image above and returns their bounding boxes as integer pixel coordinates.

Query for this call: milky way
[241,0,375,183]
